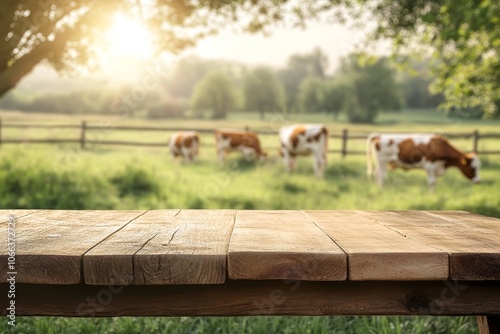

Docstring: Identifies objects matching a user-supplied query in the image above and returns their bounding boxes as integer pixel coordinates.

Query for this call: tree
[1,0,498,117]
[360,0,500,117]
[322,80,349,120]
[0,1,329,99]
[278,48,329,113]
[297,77,324,113]
[190,71,238,119]
[243,67,285,119]
[400,62,445,109]
[338,54,403,123]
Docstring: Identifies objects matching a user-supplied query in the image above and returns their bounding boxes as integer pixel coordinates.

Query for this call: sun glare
[104,13,153,61]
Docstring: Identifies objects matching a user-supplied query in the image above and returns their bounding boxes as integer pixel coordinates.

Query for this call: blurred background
[1,0,499,333]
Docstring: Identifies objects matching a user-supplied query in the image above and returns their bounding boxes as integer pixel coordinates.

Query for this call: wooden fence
[1,120,500,156]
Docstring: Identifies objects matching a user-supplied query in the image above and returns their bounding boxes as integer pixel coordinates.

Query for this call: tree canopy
[338,54,403,123]
[190,71,238,119]
[243,67,285,119]
[1,0,498,116]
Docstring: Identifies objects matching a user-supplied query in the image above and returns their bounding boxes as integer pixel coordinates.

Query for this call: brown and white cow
[367,133,481,189]
[279,124,328,177]
[169,131,200,162]
[215,129,267,164]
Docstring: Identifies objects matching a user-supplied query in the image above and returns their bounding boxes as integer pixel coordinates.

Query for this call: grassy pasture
[0,108,499,333]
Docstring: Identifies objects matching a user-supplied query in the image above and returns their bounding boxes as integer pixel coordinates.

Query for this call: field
[1,109,499,333]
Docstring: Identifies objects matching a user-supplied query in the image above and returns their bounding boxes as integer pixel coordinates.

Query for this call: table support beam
[2,281,500,317]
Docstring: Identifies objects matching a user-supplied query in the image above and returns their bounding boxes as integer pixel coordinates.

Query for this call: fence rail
[1,120,500,156]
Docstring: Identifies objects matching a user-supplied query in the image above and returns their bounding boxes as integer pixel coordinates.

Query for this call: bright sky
[185,20,368,72]
[19,14,386,90]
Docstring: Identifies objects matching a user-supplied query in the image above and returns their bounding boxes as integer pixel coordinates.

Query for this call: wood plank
[0,210,145,284]
[228,210,347,281]
[304,210,449,280]
[359,211,500,280]
[2,280,500,316]
[123,210,235,285]
[84,210,180,285]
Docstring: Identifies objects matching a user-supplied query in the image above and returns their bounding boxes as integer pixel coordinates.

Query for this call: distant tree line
[1,49,448,123]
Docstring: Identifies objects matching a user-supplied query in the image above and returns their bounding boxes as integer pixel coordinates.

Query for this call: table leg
[478,316,500,334]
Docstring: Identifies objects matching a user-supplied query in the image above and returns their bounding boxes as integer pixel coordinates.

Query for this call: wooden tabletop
[1,210,499,285]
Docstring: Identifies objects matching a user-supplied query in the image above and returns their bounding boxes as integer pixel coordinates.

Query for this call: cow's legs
[283,152,295,173]
[217,149,225,166]
[314,152,325,177]
[425,168,437,191]
[376,163,386,186]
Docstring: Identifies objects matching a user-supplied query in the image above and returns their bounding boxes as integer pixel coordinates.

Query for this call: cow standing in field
[169,131,200,162]
[279,124,328,177]
[215,129,267,165]
[366,133,481,190]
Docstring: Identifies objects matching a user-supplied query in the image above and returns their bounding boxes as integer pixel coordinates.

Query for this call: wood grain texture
[0,210,144,284]
[359,211,500,280]
[0,210,41,222]
[131,210,236,285]
[228,210,347,281]
[2,281,500,316]
[84,210,179,285]
[304,211,449,280]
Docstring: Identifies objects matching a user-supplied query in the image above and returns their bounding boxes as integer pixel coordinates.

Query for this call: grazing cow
[366,133,481,189]
[215,129,267,164]
[169,131,200,162]
[279,124,328,177]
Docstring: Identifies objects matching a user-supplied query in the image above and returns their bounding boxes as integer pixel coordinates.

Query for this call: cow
[214,129,267,164]
[169,131,200,162]
[279,124,328,177]
[366,133,481,190]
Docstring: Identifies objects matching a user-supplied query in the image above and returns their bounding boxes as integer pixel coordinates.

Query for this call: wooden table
[1,210,499,332]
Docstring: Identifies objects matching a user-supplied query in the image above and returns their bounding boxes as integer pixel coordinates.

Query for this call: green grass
[0,316,478,334]
[0,109,499,333]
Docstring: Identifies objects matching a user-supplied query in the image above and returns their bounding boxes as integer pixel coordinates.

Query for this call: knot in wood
[405,293,430,314]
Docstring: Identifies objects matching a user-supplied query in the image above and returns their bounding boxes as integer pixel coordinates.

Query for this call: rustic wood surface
[359,210,500,280]
[228,210,347,280]
[304,211,449,280]
[0,210,499,285]
[1,281,500,317]
[0,210,144,284]
[85,210,236,285]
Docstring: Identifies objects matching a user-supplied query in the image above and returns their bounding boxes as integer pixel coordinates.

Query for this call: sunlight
[103,13,153,61]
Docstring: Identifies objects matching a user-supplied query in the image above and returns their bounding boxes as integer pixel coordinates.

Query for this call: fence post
[473,130,479,153]
[341,128,348,158]
[80,121,86,149]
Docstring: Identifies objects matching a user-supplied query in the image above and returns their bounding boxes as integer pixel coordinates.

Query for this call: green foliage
[191,71,239,119]
[0,150,116,209]
[398,58,445,109]
[337,54,403,123]
[243,67,286,119]
[341,90,367,123]
[297,76,324,112]
[362,0,500,117]
[0,0,498,118]
[110,164,160,198]
[278,48,329,112]
[322,79,349,120]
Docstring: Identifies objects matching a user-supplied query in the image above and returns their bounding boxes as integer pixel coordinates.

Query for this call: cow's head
[459,153,481,183]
